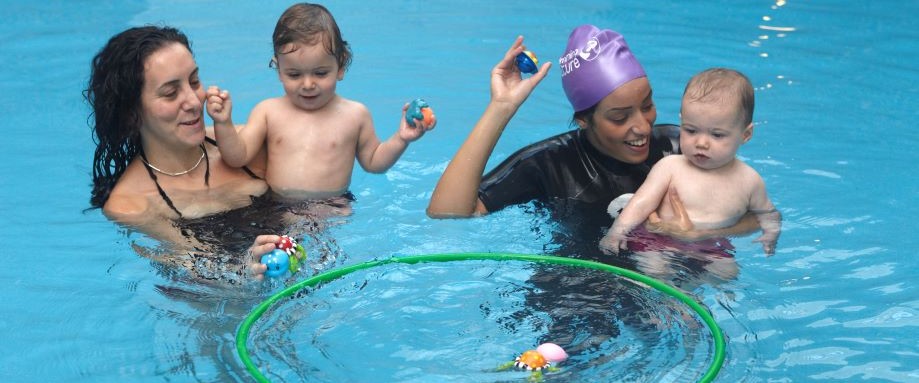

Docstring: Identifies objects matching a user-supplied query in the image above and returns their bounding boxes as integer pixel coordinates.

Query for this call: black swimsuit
[140,137,261,218]
[136,138,277,283]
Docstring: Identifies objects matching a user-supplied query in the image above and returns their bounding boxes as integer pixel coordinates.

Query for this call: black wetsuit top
[479,125,678,213]
[478,124,679,257]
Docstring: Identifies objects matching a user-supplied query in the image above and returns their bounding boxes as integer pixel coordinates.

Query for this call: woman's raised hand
[490,36,551,108]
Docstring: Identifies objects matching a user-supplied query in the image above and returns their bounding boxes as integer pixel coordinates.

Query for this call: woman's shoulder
[103,168,153,221]
[516,130,580,156]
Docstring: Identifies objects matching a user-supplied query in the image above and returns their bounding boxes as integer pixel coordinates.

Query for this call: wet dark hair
[272,3,352,71]
[84,26,192,209]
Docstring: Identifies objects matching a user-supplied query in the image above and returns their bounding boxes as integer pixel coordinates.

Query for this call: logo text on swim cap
[559,37,602,77]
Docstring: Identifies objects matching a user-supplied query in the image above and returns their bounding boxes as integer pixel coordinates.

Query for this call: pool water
[2,1,917,382]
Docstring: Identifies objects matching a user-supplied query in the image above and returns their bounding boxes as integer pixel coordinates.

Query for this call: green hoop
[236,253,726,382]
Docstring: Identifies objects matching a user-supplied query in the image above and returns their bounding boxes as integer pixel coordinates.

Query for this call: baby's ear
[742,122,754,143]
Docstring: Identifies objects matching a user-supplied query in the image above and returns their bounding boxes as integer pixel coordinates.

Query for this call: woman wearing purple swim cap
[428,26,757,241]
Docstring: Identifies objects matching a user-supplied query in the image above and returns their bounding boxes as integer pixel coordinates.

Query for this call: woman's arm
[427,36,551,218]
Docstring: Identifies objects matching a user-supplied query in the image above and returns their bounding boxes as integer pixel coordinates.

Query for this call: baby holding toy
[600,68,781,256]
[207,3,435,200]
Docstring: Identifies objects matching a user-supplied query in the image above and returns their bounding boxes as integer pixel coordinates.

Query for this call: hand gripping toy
[260,235,307,278]
[405,98,435,127]
[497,342,567,381]
[515,50,539,74]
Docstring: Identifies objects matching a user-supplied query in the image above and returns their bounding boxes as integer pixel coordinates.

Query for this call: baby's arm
[356,103,434,173]
[207,86,267,168]
[749,177,782,255]
[600,160,674,254]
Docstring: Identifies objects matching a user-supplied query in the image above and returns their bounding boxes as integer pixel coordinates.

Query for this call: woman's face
[139,42,206,149]
[580,77,657,164]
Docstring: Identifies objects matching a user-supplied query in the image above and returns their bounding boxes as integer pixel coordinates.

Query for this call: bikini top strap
[138,149,184,218]
[204,136,262,180]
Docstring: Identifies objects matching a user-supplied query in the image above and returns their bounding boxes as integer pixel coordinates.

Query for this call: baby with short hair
[206,3,435,200]
[601,68,781,255]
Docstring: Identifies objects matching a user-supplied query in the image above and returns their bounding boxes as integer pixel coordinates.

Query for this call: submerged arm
[749,179,782,255]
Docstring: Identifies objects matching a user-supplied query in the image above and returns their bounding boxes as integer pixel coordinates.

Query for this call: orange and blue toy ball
[515,50,539,74]
[405,98,434,126]
[261,249,290,278]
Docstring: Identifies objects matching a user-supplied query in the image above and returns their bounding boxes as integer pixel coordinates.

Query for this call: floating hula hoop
[236,253,726,382]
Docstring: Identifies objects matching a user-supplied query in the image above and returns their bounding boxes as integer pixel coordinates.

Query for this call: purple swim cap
[560,25,646,112]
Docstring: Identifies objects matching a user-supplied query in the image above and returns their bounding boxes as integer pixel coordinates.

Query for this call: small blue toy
[405,98,435,127]
[515,50,539,74]
[260,235,308,278]
[261,249,291,278]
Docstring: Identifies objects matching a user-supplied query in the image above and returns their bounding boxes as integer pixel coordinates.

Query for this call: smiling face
[276,41,344,111]
[139,42,205,149]
[679,98,752,170]
[579,77,657,164]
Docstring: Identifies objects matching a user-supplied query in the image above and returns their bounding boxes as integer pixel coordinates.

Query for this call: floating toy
[515,50,539,74]
[261,235,307,278]
[515,350,550,371]
[536,342,568,363]
[261,249,290,278]
[496,342,565,381]
[239,254,728,383]
[405,98,435,127]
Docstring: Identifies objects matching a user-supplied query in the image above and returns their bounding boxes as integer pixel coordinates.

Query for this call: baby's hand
[753,232,778,256]
[206,85,233,125]
[399,102,436,142]
[599,232,627,255]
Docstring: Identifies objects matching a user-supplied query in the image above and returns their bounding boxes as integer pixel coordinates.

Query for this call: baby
[601,68,781,255]
[206,3,435,200]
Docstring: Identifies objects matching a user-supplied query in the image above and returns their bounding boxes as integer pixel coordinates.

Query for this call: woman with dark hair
[86,26,277,280]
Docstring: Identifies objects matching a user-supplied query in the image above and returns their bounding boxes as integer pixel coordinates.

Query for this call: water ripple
[766,346,861,367]
[810,361,919,382]
[844,306,919,328]
[748,300,845,320]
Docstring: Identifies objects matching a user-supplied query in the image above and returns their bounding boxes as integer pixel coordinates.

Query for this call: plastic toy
[515,350,549,371]
[261,235,307,278]
[261,249,291,278]
[515,50,539,74]
[496,342,566,381]
[405,98,435,127]
[536,342,568,363]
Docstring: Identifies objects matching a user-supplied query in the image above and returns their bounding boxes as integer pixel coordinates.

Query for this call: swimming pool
[1,0,917,381]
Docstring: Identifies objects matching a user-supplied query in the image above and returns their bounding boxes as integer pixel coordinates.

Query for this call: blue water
[1,1,917,382]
